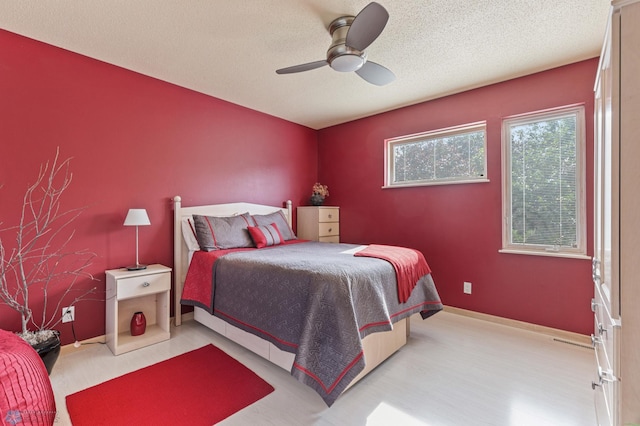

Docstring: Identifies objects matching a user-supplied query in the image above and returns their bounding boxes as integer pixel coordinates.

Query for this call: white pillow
[181,217,201,251]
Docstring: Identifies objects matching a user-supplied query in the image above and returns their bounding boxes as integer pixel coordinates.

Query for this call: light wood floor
[49,311,596,425]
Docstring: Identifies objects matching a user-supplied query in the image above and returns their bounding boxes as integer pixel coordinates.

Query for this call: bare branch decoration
[0,148,98,343]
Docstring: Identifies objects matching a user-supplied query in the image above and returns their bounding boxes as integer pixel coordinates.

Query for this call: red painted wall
[0,28,597,343]
[317,59,597,335]
[0,30,318,344]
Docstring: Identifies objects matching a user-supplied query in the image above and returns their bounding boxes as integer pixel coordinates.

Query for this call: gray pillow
[251,211,296,240]
[192,213,254,251]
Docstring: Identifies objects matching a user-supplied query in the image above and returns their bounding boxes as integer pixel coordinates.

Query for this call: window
[384,122,488,188]
[501,105,587,258]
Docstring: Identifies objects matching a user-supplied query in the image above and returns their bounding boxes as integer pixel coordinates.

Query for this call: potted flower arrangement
[0,149,97,374]
[310,182,329,206]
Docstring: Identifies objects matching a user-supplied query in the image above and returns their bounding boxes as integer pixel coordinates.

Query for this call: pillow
[192,213,254,251]
[252,211,296,240]
[248,223,284,248]
[181,217,201,251]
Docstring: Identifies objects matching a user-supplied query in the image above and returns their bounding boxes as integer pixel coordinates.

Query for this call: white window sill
[382,178,490,189]
[499,248,590,260]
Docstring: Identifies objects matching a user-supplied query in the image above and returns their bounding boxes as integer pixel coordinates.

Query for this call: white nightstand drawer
[117,272,170,301]
[319,208,339,223]
[319,222,339,237]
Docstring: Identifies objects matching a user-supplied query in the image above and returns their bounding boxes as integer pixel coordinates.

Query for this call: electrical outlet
[463,281,472,294]
[62,306,75,323]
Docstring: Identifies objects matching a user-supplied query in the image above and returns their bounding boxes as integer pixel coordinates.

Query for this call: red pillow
[247,223,284,248]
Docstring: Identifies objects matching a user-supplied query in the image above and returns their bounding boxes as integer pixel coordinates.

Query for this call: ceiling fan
[275,2,396,86]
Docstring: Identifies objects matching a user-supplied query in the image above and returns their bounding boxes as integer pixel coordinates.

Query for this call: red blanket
[354,244,431,303]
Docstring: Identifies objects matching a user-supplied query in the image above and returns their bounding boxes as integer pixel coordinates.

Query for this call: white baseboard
[178,311,194,323]
[60,308,590,355]
[60,312,196,355]
[444,305,592,347]
[60,334,106,356]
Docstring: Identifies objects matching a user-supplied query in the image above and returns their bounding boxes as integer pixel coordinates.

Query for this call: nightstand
[105,264,171,355]
[297,206,340,242]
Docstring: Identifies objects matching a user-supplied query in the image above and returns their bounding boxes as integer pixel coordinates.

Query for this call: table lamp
[123,208,150,270]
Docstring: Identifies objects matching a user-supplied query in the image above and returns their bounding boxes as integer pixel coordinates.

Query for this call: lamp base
[126,264,147,271]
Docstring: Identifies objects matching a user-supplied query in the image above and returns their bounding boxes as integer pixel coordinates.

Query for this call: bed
[172,196,442,405]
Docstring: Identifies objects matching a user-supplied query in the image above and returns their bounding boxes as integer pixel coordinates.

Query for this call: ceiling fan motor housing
[327,16,366,72]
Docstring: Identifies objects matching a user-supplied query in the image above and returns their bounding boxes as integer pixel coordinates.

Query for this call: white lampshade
[123,209,151,226]
[123,208,150,271]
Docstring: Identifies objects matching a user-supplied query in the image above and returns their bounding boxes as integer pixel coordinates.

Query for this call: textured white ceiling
[0,1,610,129]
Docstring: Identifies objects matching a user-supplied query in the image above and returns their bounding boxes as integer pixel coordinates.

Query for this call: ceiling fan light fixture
[275,2,393,85]
[330,54,365,72]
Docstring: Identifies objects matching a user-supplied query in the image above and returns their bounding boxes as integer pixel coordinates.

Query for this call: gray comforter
[208,241,442,406]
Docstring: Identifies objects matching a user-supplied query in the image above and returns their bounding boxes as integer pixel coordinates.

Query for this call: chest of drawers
[297,206,340,242]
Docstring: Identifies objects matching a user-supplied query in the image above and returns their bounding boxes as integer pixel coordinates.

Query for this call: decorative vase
[310,193,325,206]
[130,311,146,336]
[32,330,61,375]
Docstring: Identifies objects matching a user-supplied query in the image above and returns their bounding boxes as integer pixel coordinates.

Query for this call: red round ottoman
[0,329,56,426]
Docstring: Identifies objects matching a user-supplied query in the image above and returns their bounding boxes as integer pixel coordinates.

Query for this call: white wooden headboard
[172,196,292,325]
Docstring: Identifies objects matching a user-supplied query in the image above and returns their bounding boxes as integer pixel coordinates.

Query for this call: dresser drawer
[594,374,614,426]
[117,272,170,300]
[593,349,617,426]
[318,208,339,223]
[319,235,340,243]
[593,314,612,371]
[593,282,616,371]
[319,222,339,237]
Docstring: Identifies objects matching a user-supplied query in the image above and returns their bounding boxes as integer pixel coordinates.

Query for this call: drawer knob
[592,367,618,390]
[328,228,332,232]
[598,366,617,383]
[592,258,601,283]
[142,282,150,287]
[598,322,606,336]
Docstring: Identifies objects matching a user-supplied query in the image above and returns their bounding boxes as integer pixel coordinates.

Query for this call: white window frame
[383,121,489,188]
[500,104,588,259]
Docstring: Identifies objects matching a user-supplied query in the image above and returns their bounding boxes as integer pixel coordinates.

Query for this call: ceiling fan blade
[355,61,396,86]
[276,60,328,74]
[346,2,389,51]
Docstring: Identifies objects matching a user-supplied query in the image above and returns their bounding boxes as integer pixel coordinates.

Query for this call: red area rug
[66,344,274,425]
